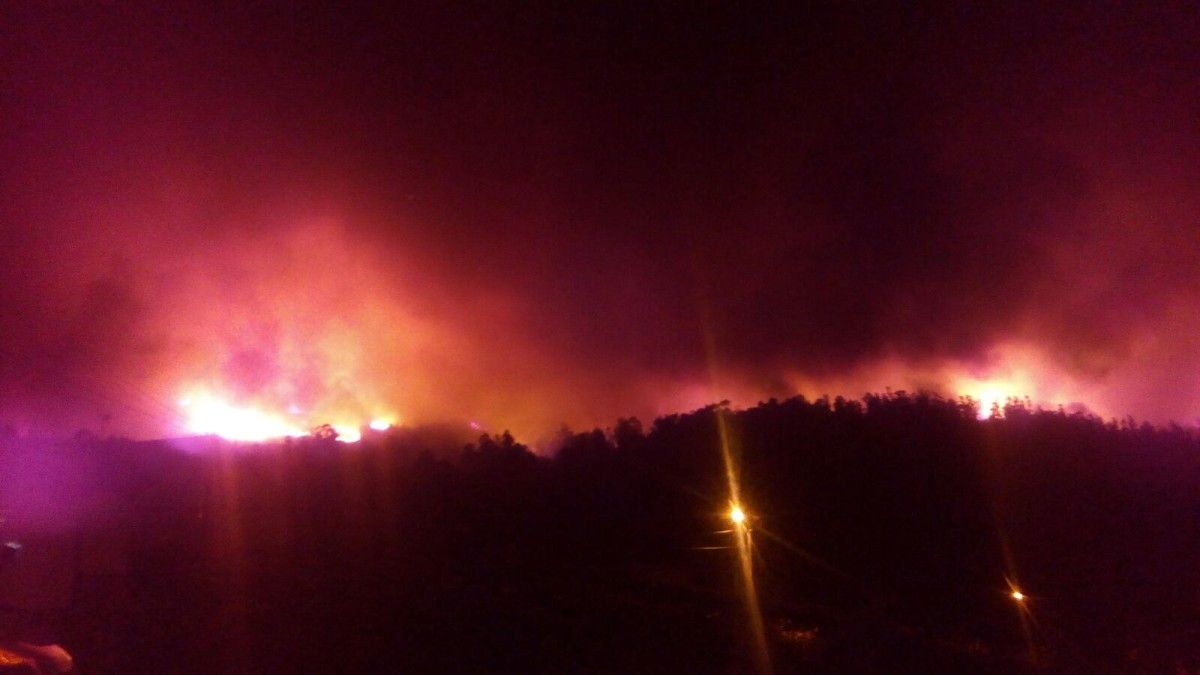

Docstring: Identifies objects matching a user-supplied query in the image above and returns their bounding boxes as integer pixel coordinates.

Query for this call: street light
[729,504,746,526]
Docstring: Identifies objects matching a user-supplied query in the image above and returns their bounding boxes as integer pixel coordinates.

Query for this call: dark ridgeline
[2,393,1198,673]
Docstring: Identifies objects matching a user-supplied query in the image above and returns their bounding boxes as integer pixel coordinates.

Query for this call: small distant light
[368,419,391,431]
[730,505,747,525]
[1011,590,1025,601]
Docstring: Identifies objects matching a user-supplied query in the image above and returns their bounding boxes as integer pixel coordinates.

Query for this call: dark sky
[3,2,1200,438]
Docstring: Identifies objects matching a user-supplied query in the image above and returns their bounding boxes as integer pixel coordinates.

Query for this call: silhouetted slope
[2,393,1197,672]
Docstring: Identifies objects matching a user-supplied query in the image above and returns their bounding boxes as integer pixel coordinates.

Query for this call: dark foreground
[2,394,1199,673]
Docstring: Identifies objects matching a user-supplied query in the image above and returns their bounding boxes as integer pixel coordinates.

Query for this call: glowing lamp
[1011,590,1025,601]
[730,505,747,525]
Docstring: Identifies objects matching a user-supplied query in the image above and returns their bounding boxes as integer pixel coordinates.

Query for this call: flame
[954,376,1030,419]
[331,425,361,443]
[179,392,308,441]
[950,345,1070,419]
[178,389,391,444]
[771,342,1092,422]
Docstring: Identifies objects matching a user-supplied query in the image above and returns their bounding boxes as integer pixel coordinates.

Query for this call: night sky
[3,3,1200,439]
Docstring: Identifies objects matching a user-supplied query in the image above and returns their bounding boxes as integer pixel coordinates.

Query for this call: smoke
[3,3,1200,438]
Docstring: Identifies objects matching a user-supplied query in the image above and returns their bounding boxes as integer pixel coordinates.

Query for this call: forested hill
[4,393,1198,673]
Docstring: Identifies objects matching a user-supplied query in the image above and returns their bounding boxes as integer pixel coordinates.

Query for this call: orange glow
[954,377,1028,419]
[332,425,361,443]
[777,342,1098,423]
[179,392,307,442]
[178,389,387,444]
[730,504,747,525]
[950,346,1071,418]
[61,220,1118,442]
[1011,590,1025,601]
[130,223,616,445]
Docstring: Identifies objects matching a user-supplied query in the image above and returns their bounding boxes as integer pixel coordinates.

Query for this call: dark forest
[3,394,1196,673]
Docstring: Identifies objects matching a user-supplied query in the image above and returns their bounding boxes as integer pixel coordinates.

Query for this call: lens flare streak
[716,409,771,674]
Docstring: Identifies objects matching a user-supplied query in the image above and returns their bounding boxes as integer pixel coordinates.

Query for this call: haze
[3,4,1199,439]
